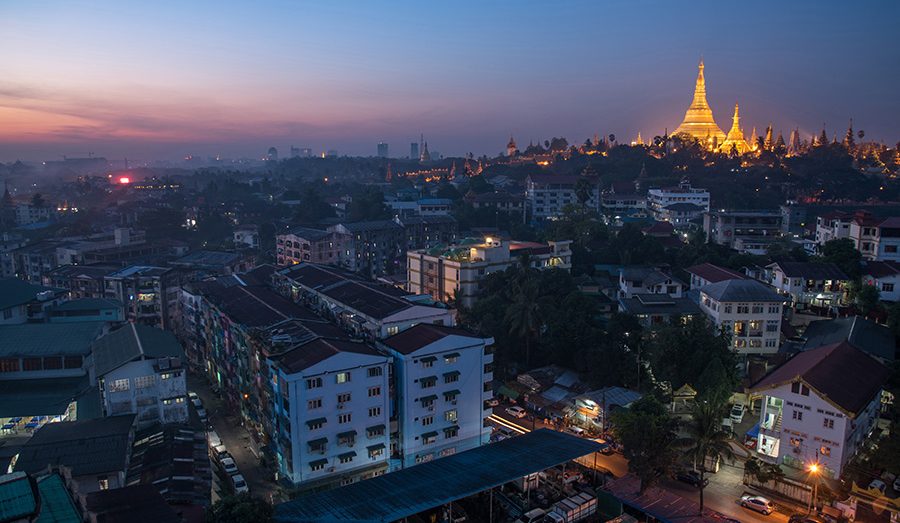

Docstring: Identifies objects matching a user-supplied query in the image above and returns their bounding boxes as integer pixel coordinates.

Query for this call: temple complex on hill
[673,60,726,146]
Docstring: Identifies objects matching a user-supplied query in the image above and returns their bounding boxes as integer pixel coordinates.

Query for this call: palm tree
[677,400,736,514]
[505,281,541,367]
[574,178,593,215]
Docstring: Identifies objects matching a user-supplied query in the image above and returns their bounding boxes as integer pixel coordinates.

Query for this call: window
[801,385,810,396]
[792,410,803,421]
[752,305,764,314]
[134,375,155,389]
[823,418,834,429]
[310,461,325,472]
[444,353,459,364]
[420,377,437,389]
[444,371,460,384]
[768,305,780,314]
[308,398,322,410]
[765,339,777,348]
[109,379,130,392]
[820,446,831,456]
[886,245,898,254]
[42,357,62,370]
[791,382,801,394]
[883,283,895,292]
[337,393,352,403]
[159,371,180,380]
[368,407,381,417]
[444,426,459,439]
[336,372,351,384]
[368,386,381,397]
[338,413,352,424]
[766,320,779,332]
[367,425,385,438]
[23,358,42,371]
[421,359,434,368]
[789,437,803,447]
[387,326,399,336]
[421,396,435,408]
[339,454,355,464]
[367,367,383,377]
[307,419,325,430]
[98,476,109,490]
[723,305,732,313]
[445,409,457,423]
[306,377,323,389]
[0,359,20,373]
[422,433,437,444]
[422,415,434,426]
[737,305,749,314]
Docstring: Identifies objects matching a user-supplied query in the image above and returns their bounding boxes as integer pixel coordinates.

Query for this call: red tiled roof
[382,324,485,355]
[863,260,900,279]
[685,262,747,283]
[751,341,890,416]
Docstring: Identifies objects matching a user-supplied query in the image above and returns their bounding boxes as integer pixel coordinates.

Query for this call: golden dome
[673,60,726,145]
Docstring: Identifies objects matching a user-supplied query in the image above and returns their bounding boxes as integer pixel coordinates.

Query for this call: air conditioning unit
[337,403,344,409]
[451,400,457,405]
[328,467,335,472]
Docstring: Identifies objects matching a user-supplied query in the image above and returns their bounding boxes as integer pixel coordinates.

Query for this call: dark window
[43,357,63,370]
[64,356,83,369]
[0,359,20,373]
[23,358,42,371]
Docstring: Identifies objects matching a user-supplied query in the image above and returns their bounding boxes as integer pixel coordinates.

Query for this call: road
[188,374,278,503]
[488,407,805,523]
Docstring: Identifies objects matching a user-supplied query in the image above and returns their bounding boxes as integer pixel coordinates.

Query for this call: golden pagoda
[673,60,726,146]
[718,103,751,155]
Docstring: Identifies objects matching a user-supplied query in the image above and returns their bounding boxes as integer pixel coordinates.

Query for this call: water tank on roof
[36,290,55,301]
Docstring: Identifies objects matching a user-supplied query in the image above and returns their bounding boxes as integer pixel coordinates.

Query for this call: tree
[505,280,542,367]
[574,178,594,215]
[611,396,680,493]
[646,318,737,398]
[851,283,881,317]
[30,193,45,208]
[821,238,861,279]
[207,493,273,523]
[677,400,736,513]
[348,187,389,221]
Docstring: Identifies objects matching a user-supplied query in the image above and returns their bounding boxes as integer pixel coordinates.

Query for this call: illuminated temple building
[718,103,751,155]
[673,60,726,146]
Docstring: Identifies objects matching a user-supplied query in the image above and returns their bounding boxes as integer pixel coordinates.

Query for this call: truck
[543,492,598,523]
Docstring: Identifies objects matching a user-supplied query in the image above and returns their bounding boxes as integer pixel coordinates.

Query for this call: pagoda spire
[719,102,750,155]
[673,59,726,143]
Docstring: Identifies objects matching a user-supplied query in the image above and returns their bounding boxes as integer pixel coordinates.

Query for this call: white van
[208,430,222,449]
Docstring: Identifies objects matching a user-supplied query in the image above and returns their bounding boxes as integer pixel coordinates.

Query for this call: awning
[306,418,327,428]
[308,438,327,448]
[338,451,357,459]
[420,356,437,363]
[421,431,438,439]
[443,371,461,378]
[337,430,357,439]
[745,422,760,439]
[443,353,460,359]
[443,426,459,434]
[497,384,520,400]
[367,443,386,452]
[421,376,437,383]
[418,395,438,403]
[309,458,328,468]
[366,424,385,433]
[443,390,460,399]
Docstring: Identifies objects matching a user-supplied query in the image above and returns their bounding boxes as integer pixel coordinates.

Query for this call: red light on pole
[118,176,131,184]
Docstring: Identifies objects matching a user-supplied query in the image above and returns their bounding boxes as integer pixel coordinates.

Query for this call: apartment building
[617,267,686,299]
[525,174,599,220]
[647,178,709,222]
[685,262,747,289]
[815,211,852,248]
[406,238,572,308]
[698,279,786,355]
[751,341,889,479]
[703,209,782,251]
[849,212,900,262]
[378,324,494,468]
[861,260,900,302]
[276,227,340,266]
[766,261,849,310]
[104,266,185,329]
[328,220,406,277]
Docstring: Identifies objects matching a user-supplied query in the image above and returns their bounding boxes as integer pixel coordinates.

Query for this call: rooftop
[49,297,122,312]
[862,260,900,279]
[170,250,242,268]
[274,337,383,374]
[0,376,94,418]
[802,316,896,362]
[14,415,135,477]
[85,484,181,523]
[274,429,603,523]
[381,324,487,355]
[619,295,701,316]
[334,220,403,233]
[685,263,747,284]
[0,278,61,311]
[91,323,184,377]
[0,322,106,358]
[768,261,849,280]
[284,227,330,241]
[751,341,890,416]
[700,279,785,303]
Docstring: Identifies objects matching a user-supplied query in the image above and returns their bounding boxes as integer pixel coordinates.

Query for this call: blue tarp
[746,422,760,439]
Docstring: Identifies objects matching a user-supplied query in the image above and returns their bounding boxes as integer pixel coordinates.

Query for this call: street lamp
[807,462,820,515]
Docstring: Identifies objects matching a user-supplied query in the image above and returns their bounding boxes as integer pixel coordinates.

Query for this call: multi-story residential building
[407,238,572,308]
[43,263,119,299]
[647,178,709,222]
[525,174,599,220]
[703,209,783,251]
[415,199,453,216]
[698,279,786,355]
[601,182,647,218]
[104,266,186,329]
[617,294,702,329]
[849,212,900,261]
[277,227,341,266]
[91,323,188,429]
[397,215,458,251]
[0,277,66,325]
[15,202,53,226]
[618,267,686,299]
[861,260,900,302]
[765,261,849,310]
[815,211,852,248]
[275,263,455,339]
[657,203,706,229]
[328,221,406,277]
[378,324,494,468]
[463,190,526,221]
[2,240,61,283]
[233,224,260,250]
[169,250,250,276]
[780,204,808,236]
[268,337,392,489]
[751,341,889,479]
[685,262,747,290]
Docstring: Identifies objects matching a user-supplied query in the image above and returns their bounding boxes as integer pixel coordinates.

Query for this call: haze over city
[2,0,899,161]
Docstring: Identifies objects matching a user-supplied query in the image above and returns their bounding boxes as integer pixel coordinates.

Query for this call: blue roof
[275,429,604,523]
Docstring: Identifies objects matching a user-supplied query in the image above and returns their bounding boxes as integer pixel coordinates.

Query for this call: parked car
[740,495,775,515]
[565,426,585,437]
[675,469,709,488]
[191,397,202,408]
[212,444,229,462]
[869,479,886,494]
[220,456,238,476]
[231,474,249,494]
[188,391,199,401]
[506,406,527,419]
[207,430,222,449]
[730,403,745,423]
[515,508,546,523]
[485,398,500,408]
[788,515,825,523]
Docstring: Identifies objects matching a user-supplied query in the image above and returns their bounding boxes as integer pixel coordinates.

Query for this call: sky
[1,0,898,162]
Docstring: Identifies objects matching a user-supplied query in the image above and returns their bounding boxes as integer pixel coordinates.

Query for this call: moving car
[506,406,527,419]
[220,456,238,476]
[232,474,249,494]
[566,426,585,437]
[730,403,745,423]
[674,469,709,488]
[740,494,775,515]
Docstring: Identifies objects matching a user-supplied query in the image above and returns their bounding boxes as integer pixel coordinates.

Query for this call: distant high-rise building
[267,147,278,161]
[377,142,389,158]
[325,150,339,158]
[410,142,419,160]
[301,148,313,158]
[290,146,301,158]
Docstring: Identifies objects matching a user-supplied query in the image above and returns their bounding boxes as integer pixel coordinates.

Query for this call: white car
[869,479,886,494]
[212,444,229,462]
[191,397,202,408]
[741,494,775,515]
[506,406,527,419]
[220,456,238,476]
[188,391,199,401]
[485,398,500,408]
[232,474,249,494]
[730,404,745,423]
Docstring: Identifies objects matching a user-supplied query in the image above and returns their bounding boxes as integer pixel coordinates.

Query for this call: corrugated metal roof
[0,322,106,358]
[274,429,604,523]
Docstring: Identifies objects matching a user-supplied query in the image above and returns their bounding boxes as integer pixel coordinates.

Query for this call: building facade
[698,279,785,355]
[525,174,599,220]
[704,209,783,251]
[647,179,710,223]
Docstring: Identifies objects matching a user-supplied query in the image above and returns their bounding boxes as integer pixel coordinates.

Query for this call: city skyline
[1,0,899,162]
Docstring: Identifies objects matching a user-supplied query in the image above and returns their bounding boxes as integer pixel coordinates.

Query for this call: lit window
[336,372,351,384]
[109,379,130,392]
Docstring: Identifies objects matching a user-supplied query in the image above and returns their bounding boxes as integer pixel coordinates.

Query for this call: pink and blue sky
[1,0,898,161]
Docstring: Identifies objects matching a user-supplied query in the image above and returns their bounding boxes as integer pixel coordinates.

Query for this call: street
[188,373,279,503]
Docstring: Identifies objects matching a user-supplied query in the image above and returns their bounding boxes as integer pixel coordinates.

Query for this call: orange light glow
[118,176,131,184]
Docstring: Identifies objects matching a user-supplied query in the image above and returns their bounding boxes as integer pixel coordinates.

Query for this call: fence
[744,472,812,505]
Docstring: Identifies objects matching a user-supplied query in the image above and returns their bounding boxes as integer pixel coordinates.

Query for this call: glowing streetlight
[807,462,821,515]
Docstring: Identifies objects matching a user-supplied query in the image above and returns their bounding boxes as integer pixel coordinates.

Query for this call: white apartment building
[698,279,785,355]
[407,238,572,308]
[233,225,260,250]
[618,267,686,299]
[269,337,392,488]
[861,261,900,302]
[815,211,852,248]
[647,178,710,221]
[92,323,189,429]
[378,324,493,468]
[751,341,889,479]
[526,174,599,220]
[766,261,849,310]
[849,212,900,262]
